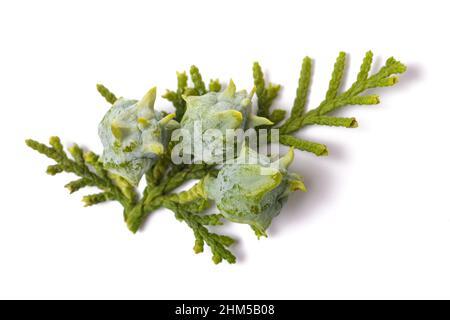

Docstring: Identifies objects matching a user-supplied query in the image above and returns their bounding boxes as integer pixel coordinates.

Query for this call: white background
[1,0,449,299]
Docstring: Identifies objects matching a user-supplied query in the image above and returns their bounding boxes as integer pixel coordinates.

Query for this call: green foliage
[125,162,213,233]
[252,62,283,123]
[279,135,328,156]
[291,57,312,118]
[26,51,406,264]
[83,192,113,207]
[269,109,287,125]
[279,51,406,155]
[25,137,135,207]
[96,84,117,104]
[166,201,236,264]
[162,71,188,121]
[209,79,222,92]
[190,65,207,95]
[65,178,93,194]
[166,179,207,204]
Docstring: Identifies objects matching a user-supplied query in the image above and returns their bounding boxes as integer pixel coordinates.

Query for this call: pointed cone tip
[111,121,130,141]
[159,113,176,125]
[214,110,243,129]
[248,86,256,99]
[273,147,294,169]
[251,115,274,127]
[137,87,157,111]
[145,142,164,156]
[222,79,236,98]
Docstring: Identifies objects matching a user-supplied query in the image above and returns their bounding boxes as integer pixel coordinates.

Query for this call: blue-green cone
[179,80,272,164]
[204,145,306,237]
[98,87,179,186]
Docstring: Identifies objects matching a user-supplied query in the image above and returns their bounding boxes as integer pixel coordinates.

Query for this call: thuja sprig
[125,161,214,231]
[275,51,406,156]
[165,201,236,264]
[25,137,135,208]
[26,51,406,264]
